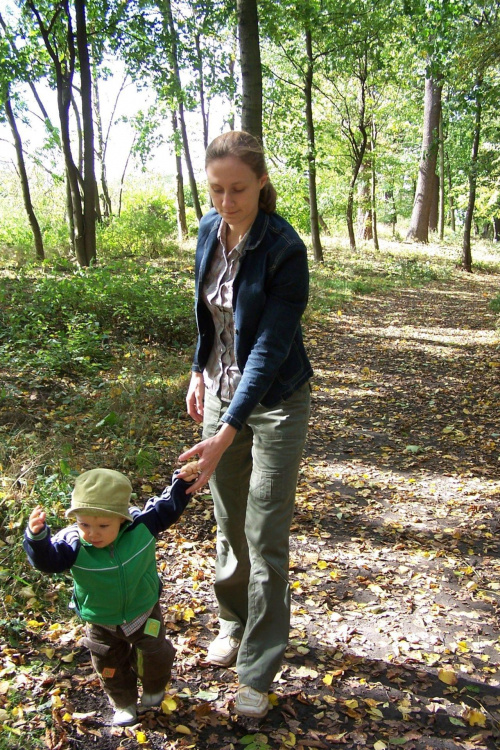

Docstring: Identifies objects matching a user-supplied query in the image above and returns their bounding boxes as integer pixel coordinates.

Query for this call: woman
[179,131,312,718]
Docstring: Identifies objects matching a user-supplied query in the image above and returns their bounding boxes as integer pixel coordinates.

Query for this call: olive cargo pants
[203,384,310,693]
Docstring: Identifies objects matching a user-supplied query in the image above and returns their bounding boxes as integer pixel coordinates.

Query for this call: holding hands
[29,505,46,535]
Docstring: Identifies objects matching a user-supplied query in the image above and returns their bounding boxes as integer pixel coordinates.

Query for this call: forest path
[31,269,500,750]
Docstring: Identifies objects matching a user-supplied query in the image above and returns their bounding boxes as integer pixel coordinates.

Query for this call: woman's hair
[205,130,277,214]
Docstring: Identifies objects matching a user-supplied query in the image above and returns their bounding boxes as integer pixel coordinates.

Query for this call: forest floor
[4,263,500,750]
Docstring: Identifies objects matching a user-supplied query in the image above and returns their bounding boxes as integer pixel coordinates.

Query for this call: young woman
[179,131,312,718]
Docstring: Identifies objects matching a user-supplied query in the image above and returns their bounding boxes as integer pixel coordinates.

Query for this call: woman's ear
[259,173,268,190]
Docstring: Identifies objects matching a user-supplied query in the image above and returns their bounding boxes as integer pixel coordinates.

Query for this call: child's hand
[177,461,201,484]
[29,505,46,535]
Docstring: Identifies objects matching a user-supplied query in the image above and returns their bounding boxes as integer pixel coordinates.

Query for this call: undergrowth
[1,232,499,652]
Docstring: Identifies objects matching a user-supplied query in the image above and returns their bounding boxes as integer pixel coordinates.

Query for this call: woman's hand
[186,371,205,423]
[178,423,237,494]
[29,505,46,535]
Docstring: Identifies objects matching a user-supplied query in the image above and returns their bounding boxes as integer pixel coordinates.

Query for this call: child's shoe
[113,704,137,726]
[141,690,165,708]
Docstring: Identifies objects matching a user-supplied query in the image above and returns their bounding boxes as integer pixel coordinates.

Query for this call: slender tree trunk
[236,0,262,141]
[92,71,112,218]
[462,78,482,273]
[304,27,323,262]
[71,91,84,182]
[371,121,379,250]
[160,0,202,220]
[75,0,96,264]
[4,95,44,261]
[493,217,500,242]
[445,153,456,232]
[172,111,188,239]
[357,158,372,240]
[406,73,443,242]
[118,136,136,218]
[195,33,209,149]
[428,173,439,232]
[438,110,445,240]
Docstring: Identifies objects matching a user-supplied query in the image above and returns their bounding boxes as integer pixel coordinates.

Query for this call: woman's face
[206,155,267,234]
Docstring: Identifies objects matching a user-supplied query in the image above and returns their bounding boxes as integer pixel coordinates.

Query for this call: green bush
[0,260,195,378]
[98,197,178,257]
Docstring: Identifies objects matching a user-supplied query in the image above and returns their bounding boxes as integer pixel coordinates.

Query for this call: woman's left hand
[178,423,237,494]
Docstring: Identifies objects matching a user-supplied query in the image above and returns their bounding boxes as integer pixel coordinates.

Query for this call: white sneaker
[113,704,137,726]
[234,684,269,718]
[206,633,240,666]
[141,690,165,708]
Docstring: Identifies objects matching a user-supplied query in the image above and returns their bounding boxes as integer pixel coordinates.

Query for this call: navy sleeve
[24,524,80,574]
[129,471,193,538]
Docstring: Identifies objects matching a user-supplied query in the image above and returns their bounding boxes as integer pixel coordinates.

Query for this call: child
[24,464,199,726]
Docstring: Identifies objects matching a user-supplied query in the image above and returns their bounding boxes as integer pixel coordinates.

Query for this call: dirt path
[26,272,500,750]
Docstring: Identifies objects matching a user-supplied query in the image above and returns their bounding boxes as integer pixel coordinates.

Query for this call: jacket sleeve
[24,524,80,574]
[133,471,193,537]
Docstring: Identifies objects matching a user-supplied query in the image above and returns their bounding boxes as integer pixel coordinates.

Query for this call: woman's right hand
[186,371,205,423]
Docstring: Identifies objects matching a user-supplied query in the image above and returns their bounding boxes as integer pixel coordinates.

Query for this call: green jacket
[24,474,192,625]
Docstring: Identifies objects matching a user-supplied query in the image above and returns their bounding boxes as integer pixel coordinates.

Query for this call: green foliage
[0,260,195,378]
[98,197,178,257]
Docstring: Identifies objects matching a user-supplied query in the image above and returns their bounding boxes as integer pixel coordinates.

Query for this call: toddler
[24,464,198,726]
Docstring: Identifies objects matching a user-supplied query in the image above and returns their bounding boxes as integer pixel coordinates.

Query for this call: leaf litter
[1,270,499,749]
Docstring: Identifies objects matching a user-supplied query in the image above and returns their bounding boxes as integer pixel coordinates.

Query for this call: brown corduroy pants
[82,601,175,708]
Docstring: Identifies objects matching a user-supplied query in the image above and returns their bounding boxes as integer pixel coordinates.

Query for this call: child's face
[75,515,124,548]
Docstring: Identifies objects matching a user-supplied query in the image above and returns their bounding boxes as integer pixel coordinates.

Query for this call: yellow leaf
[41,648,55,659]
[182,608,195,622]
[141,485,153,493]
[317,560,328,570]
[344,699,359,709]
[175,725,192,734]
[323,673,334,686]
[268,693,279,706]
[49,623,62,631]
[438,669,458,686]
[51,695,63,708]
[62,712,72,722]
[464,708,487,727]
[26,620,44,628]
[161,697,177,713]
[284,732,296,747]
[374,742,387,750]
[136,730,148,743]
[60,651,75,663]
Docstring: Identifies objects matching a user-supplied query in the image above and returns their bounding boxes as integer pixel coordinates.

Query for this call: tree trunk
[406,74,443,242]
[75,0,96,264]
[304,27,323,262]
[92,71,113,218]
[445,153,456,232]
[438,110,445,240]
[4,95,44,261]
[28,0,87,264]
[462,78,482,273]
[357,158,372,240]
[237,0,262,141]
[160,0,202,220]
[371,121,379,251]
[172,110,188,240]
[428,172,439,232]
[493,217,500,242]
[195,33,209,149]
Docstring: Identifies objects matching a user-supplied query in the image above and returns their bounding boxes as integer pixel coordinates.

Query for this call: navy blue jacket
[193,208,313,430]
